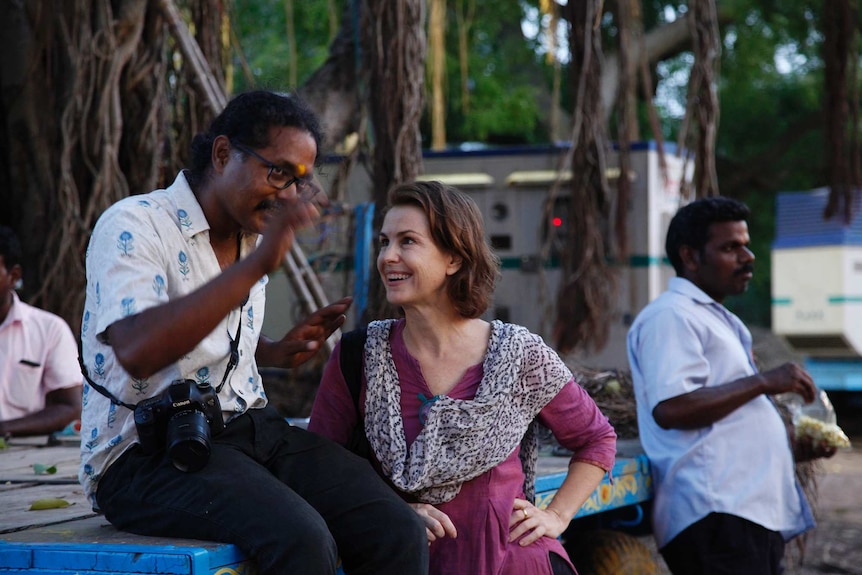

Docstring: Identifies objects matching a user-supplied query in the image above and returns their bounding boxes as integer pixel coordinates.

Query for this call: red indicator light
[552,217,563,227]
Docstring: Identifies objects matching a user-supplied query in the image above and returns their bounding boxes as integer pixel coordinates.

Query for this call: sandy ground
[792,413,862,575]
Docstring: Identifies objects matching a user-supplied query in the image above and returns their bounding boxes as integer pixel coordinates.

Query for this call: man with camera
[80,91,428,575]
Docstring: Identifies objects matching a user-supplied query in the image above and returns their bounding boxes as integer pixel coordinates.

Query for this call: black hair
[0,226,22,270]
[187,91,324,187]
[665,196,751,275]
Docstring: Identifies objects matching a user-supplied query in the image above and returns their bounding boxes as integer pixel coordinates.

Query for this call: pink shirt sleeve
[42,314,84,393]
[308,341,360,446]
[538,378,617,472]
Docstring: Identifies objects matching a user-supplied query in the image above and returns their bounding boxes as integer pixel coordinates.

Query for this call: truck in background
[772,188,862,403]
[263,141,692,371]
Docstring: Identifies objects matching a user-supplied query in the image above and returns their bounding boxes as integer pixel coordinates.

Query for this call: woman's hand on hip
[509,498,568,546]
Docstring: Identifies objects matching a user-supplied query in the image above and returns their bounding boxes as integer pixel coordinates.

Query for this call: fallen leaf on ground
[32,463,58,475]
[29,498,72,511]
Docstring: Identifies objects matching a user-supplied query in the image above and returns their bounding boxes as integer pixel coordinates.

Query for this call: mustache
[735,263,754,276]
[256,199,283,211]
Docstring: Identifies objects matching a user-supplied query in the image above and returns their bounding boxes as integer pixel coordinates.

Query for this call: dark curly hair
[665,196,751,275]
[0,226,22,270]
[383,181,500,319]
[187,91,323,188]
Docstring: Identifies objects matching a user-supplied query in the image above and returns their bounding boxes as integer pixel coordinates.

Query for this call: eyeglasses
[230,141,320,201]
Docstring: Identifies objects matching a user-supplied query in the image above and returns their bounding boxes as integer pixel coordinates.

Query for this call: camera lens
[166,410,212,472]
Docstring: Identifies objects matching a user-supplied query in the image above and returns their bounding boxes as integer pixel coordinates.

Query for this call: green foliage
[230,0,337,92]
[713,1,836,327]
[435,0,549,144]
[228,0,856,330]
[459,83,540,143]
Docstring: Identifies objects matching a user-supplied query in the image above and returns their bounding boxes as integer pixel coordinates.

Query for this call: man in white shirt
[0,226,81,438]
[627,196,832,574]
[80,91,427,575]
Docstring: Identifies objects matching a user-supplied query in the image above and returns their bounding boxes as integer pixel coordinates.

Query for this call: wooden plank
[0,483,95,534]
[535,438,646,477]
[536,455,571,476]
[616,437,646,458]
[1,516,257,575]
[4,515,218,547]
[4,436,55,447]
[0,444,80,483]
[0,481,37,492]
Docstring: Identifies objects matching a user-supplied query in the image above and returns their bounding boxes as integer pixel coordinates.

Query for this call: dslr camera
[134,379,225,472]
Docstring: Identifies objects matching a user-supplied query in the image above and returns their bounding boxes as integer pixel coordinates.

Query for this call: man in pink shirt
[0,226,82,438]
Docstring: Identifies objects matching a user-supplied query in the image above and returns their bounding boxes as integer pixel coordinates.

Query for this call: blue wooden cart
[0,436,652,574]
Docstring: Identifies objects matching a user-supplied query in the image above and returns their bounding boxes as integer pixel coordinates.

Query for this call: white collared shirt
[627,277,814,548]
[79,171,267,503]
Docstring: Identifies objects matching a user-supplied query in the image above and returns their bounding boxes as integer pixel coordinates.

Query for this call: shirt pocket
[6,362,45,412]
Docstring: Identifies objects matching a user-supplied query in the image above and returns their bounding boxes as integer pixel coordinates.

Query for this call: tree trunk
[298,1,362,152]
[300,0,427,322]
[360,0,426,321]
[0,0,156,333]
[0,0,222,334]
[0,1,57,275]
[554,0,616,355]
[429,0,447,150]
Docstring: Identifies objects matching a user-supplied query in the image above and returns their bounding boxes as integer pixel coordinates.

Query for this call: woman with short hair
[310,180,616,575]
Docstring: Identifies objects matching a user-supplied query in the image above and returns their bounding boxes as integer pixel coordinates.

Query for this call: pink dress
[309,320,616,575]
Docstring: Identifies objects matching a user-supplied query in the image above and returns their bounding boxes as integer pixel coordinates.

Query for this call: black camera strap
[215,301,244,393]
[81,295,248,409]
[79,358,136,410]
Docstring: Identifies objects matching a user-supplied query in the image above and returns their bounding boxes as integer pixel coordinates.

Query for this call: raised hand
[252,197,319,277]
[257,297,353,369]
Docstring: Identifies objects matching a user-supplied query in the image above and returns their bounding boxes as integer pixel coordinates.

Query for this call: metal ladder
[284,244,338,355]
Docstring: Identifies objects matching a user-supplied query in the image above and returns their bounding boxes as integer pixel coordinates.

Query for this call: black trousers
[550,551,576,575]
[97,406,428,575]
[660,512,786,575]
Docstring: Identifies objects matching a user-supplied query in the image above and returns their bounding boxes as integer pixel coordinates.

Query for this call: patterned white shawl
[363,319,572,504]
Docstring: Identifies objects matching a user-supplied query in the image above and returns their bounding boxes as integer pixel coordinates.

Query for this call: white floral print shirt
[79,171,267,505]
